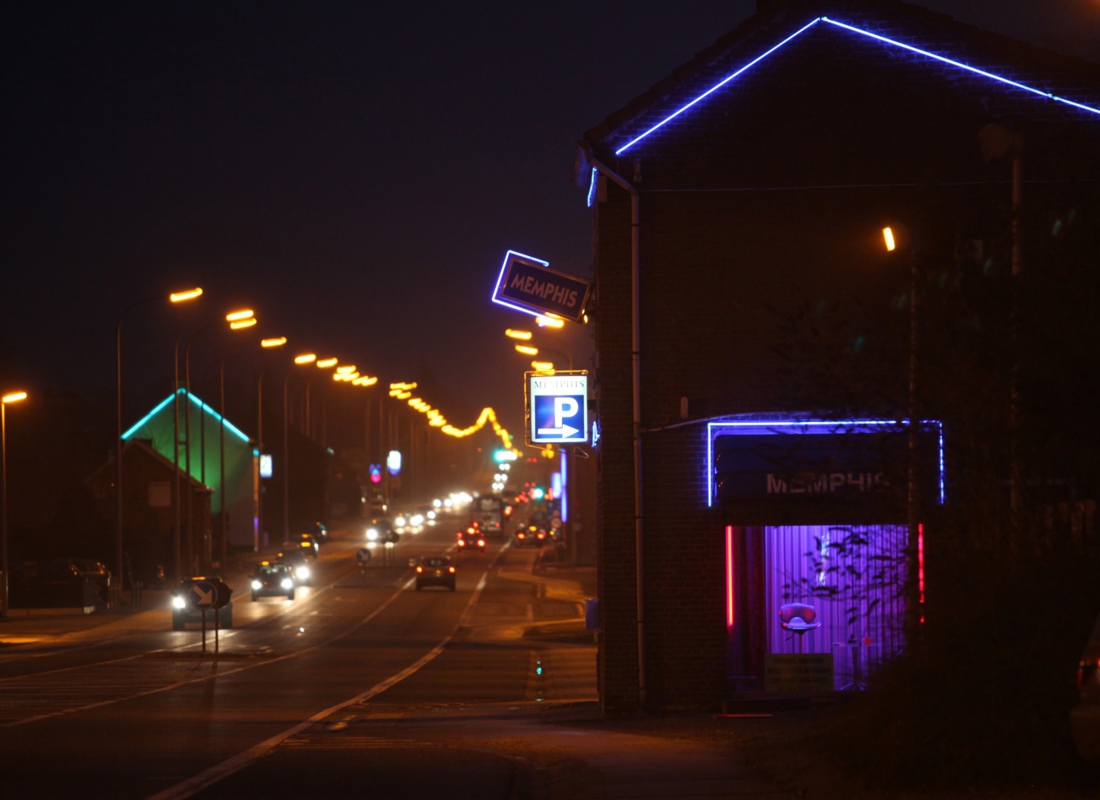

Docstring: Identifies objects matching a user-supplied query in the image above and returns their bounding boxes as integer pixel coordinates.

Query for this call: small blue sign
[527,372,588,445]
[492,250,592,323]
[189,580,219,608]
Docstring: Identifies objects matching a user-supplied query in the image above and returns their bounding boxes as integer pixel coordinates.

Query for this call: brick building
[578,0,1100,712]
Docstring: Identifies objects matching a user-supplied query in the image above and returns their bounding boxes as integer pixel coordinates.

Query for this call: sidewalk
[0,558,259,651]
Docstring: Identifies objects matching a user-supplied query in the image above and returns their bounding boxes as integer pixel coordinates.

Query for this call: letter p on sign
[554,397,579,428]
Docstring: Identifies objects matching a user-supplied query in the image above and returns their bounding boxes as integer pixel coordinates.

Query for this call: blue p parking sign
[527,372,588,445]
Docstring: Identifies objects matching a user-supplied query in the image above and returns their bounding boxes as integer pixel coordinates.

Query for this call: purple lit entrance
[768,524,906,689]
[726,523,909,692]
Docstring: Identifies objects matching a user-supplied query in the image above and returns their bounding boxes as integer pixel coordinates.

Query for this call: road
[0,514,600,799]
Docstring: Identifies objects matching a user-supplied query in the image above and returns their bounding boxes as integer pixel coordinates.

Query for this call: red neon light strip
[726,525,734,633]
[918,523,926,625]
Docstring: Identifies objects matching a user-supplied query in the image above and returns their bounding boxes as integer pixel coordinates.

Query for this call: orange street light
[317,358,338,369]
[882,226,897,252]
[170,288,204,303]
[294,353,317,365]
[261,337,287,348]
[536,315,565,329]
[515,344,539,357]
[531,361,555,372]
[2,390,28,618]
[336,365,357,374]
[505,329,533,341]
[230,318,257,330]
[225,309,255,322]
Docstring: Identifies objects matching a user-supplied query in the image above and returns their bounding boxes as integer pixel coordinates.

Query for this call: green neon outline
[122,389,250,443]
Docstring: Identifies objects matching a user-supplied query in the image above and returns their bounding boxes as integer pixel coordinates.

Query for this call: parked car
[415,555,456,591]
[171,575,232,631]
[1071,609,1100,762]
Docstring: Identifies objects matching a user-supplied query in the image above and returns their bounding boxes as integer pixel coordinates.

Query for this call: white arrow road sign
[190,581,217,608]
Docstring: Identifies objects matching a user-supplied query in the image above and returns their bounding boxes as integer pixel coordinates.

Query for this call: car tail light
[477,539,485,547]
[458,540,466,547]
[517,532,526,539]
[448,566,455,573]
[416,566,423,573]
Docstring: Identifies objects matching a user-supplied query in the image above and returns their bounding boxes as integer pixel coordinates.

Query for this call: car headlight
[395,516,406,527]
[281,578,294,590]
[427,511,437,520]
[172,596,186,609]
[296,566,311,580]
[367,528,378,541]
[411,514,424,526]
[251,580,263,591]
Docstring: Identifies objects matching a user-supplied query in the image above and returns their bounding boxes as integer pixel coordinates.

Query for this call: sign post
[189,578,231,656]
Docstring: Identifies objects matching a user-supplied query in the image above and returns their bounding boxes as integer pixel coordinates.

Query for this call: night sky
[2,1,1096,439]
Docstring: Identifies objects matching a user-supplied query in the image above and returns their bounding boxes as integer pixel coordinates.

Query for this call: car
[513,524,547,548]
[456,527,487,553]
[365,517,399,544]
[250,561,296,601]
[171,575,233,631]
[415,555,456,591]
[287,532,319,558]
[274,549,313,585]
[1071,609,1100,762]
[308,521,329,544]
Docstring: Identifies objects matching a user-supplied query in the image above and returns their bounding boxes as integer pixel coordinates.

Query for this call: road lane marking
[148,543,508,800]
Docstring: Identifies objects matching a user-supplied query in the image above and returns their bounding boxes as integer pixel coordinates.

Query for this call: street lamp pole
[2,391,28,619]
[117,288,202,595]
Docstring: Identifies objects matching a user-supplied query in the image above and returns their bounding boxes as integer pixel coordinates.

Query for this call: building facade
[579,0,1100,712]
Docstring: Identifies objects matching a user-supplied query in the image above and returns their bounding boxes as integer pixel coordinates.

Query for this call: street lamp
[2,391,27,619]
[116,287,202,595]
[883,224,920,636]
[257,332,288,550]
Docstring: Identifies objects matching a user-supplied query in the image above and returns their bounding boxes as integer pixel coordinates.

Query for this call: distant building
[119,389,258,557]
[87,437,212,584]
[577,0,1100,712]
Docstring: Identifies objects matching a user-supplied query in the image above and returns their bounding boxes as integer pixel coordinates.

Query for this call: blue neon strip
[122,393,177,440]
[706,418,945,507]
[822,18,1100,118]
[490,249,555,319]
[616,18,823,155]
[123,389,250,444]
[186,391,250,443]
[586,167,598,208]
[615,16,1099,158]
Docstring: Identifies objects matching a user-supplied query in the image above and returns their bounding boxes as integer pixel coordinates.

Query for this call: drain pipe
[587,151,646,708]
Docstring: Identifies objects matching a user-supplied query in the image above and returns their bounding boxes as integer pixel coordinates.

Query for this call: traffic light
[531,486,545,501]
[369,464,382,484]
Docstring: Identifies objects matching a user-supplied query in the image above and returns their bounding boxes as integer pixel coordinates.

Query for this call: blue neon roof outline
[615,16,1099,156]
[706,417,945,507]
[586,167,598,208]
[490,249,555,319]
[123,388,250,444]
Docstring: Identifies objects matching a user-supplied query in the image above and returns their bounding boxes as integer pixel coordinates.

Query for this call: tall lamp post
[2,391,28,619]
[117,287,202,594]
[884,225,921,635]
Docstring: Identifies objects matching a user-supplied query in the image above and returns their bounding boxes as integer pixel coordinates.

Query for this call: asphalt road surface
[0,513,600,799]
